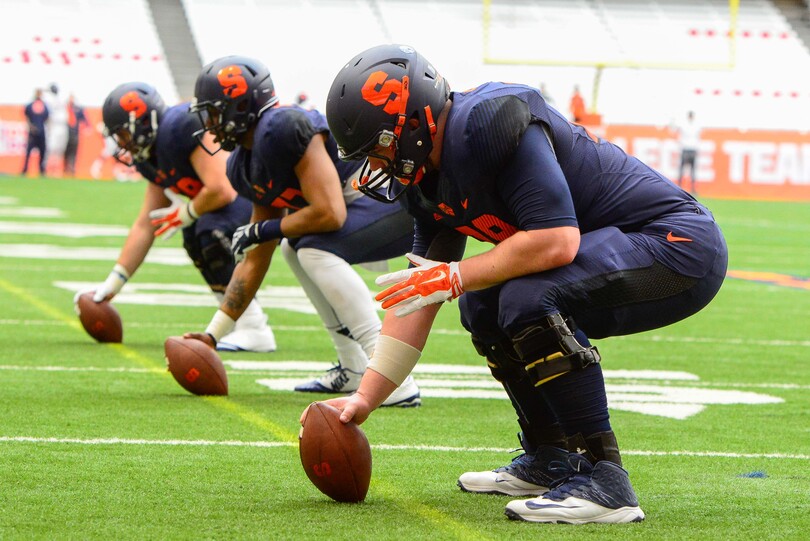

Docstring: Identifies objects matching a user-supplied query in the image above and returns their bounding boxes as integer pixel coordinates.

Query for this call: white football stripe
[1,245,188,265]
[0,207,64,218]
[227,360,699,381]
[0,221,129,237]
[1,435,808,460]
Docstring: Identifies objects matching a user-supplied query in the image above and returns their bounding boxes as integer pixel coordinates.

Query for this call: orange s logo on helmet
[217,65,248,98]
[361,71,402,115]
[119,91,147,118]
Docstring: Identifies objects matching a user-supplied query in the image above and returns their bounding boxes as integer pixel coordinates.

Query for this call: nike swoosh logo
[525,501,585,510]
[461,198,469,209]
[424,270,447,284]
[666,231,693,242]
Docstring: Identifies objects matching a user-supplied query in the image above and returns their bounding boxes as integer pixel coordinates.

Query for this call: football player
[318,44,729,524]
[79,82,276,352]
[183,56,420,407]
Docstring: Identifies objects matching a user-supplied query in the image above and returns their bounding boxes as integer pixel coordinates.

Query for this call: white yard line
[0,435,807,460]
[1,363,808,391]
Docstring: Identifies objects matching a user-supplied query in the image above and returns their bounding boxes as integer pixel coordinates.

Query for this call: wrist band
[257,219,283,241]
[367,335,422,386]
[112,263,130,282]
[186,201,199,220]
[205,309,235,342]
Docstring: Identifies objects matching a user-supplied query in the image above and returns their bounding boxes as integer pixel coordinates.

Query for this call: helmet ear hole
[408,113,420,131]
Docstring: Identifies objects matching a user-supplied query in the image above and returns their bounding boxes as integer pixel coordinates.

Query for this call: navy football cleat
[504,455,645,524]
[458,446,572,496]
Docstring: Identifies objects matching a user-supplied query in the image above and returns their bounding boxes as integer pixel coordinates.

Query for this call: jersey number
[271,188,306,210]
[174,177,202,198]
[455,214,518,244]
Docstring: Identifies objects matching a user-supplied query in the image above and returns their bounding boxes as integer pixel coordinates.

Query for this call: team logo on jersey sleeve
[217,65,248,98]
[361,71,403,115]
[119,91,148,118]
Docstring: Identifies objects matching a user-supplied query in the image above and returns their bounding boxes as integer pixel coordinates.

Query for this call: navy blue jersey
[411,82,698,247]
[135,103,204,197]
[25,99,49,135]
[227,105,362,209]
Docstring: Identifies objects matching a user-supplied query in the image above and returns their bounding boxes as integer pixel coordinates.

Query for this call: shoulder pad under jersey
[465,95,532,175]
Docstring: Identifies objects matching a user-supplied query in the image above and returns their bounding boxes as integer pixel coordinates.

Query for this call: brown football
[164,336,228,396]
[299,402,372,503]
[75,292,123,343]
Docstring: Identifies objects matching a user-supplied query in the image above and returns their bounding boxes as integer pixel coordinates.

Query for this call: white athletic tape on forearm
[103,263,130,295]
[205,309,235,342]
[186,201,199,220]
[368,335,422,386]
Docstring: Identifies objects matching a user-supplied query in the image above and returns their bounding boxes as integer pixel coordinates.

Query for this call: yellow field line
[0,275,491,540]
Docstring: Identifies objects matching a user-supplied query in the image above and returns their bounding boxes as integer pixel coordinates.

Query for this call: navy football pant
[182,195,252,292]
[288,196,414,263]
[459,209,728,443]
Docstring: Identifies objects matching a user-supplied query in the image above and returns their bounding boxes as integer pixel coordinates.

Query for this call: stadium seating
[2,0,807,130]
[0,0,178,105]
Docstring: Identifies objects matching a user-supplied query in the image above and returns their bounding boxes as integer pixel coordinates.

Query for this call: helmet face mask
[348,130,411,203]
[327,44,449,203]
[102,82,165,165]
[191,56,279,155]
[190,99,238,154]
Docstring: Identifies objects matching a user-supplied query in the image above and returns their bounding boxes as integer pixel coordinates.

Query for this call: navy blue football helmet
[191,56,278,153]
[102,82,165,165]
[326,44,449,202]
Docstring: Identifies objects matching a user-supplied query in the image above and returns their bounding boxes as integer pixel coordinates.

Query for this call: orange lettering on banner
[2,103,810,200]
[603,125,810,201]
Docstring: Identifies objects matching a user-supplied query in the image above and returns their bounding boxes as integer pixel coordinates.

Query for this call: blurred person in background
[676,110,701,194]
[78,82,277,352]
[22,88,49,177]
[183,56,420,406]
[63,94,89,177]
[569,84,586,123]
[42,83,68,176]
[539,82,555,108]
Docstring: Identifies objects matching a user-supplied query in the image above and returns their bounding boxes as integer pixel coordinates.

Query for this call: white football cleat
[458,446,571,496]
[380,375,421,408]
[504,457,645,524]
[217,325,277,352]
[217,300,277,352]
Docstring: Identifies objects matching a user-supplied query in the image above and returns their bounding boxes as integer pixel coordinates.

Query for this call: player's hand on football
[149,189,198,239]
[375,253,464,317]
[310,394,374,425]
[181,332,216,349]
[74,264,130,303]
[231,223,262,263]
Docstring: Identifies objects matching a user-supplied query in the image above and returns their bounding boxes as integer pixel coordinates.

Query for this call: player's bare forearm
[380,304,440,351]
[116,211,156,276]
[219,241,274,320]
[459,226,580,291]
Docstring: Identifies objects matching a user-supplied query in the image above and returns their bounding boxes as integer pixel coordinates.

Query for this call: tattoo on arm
[224,278,250,314]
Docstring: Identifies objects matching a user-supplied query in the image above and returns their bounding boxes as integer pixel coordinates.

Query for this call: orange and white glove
[375,253,464,317]
[149,189,198,239]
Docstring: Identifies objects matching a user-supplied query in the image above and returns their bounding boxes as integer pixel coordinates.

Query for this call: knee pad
[512,314,601,386]
[471,335,567,450]
[185,229,235,292]
[471,335,523,382]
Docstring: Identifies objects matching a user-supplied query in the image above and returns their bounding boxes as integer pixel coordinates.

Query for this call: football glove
[375,253,464,317]
[149,189,198,239]
[231,220,282,263]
